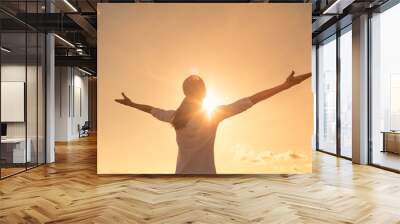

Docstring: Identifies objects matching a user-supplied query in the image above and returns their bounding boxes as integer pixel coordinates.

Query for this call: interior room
[0,0,400,223]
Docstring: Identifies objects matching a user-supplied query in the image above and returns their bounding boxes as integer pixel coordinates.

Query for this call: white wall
[72,73,89,138]
[55,67,70,141]
[55,67,89,141]
[1,65,37,138]
[1,65,28,146]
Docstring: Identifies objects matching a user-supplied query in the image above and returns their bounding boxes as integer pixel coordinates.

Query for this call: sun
[202,90,220,116]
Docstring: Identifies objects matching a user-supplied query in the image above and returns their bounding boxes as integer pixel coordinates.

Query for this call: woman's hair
[172,75,206,129]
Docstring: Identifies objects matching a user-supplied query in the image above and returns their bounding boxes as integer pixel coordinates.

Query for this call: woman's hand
[115,92,153,113]
[115,92,134,107]
[283,70,312,88]
[248,70,312,105]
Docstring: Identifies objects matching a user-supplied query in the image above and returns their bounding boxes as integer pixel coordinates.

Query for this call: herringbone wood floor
[1,135,400,224]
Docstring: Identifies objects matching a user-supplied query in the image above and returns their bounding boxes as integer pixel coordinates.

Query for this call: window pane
[318,36,337,154]
[340,28,352,158]
[371,3,400,171]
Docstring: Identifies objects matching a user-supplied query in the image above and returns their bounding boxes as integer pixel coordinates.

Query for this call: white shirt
[151,97,254,174]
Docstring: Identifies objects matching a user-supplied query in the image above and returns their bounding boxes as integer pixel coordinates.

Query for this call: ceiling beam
[55,55,96,70]
[322,0,356,14]
[67,13,97,45]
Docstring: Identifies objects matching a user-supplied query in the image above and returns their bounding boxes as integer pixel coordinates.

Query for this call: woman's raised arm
[115,92,153,113]
[249,71,311,105]
[213,71,311,121]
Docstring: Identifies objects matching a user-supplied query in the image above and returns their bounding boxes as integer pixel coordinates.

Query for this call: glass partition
[0,1,46,179]
[1,31,28,177]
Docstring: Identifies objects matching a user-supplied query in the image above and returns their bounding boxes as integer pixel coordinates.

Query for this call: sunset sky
[98,4,312,174]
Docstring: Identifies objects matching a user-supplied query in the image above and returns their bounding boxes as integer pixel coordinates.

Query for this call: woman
[115,71,311,174]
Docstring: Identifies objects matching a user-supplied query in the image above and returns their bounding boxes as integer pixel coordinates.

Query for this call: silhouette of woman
[115,71,311,174]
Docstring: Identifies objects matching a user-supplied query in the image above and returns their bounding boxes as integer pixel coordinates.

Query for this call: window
[317,35,337,154]
[339,28,352,158]
[390,74,400,131]
[371,2,400,171]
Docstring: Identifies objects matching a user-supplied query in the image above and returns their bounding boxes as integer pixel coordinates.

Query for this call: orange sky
[98,3,312,174]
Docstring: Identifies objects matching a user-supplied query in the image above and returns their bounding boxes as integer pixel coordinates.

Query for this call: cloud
[231,144,308,166]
